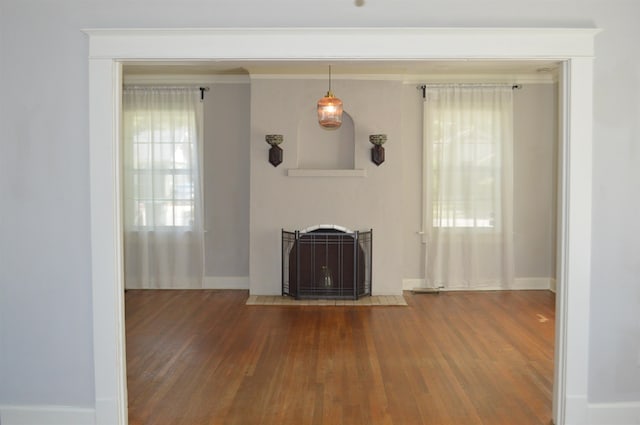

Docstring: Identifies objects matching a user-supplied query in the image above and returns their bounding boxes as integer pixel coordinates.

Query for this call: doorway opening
[86,27,598,425]
[123,62,560,424]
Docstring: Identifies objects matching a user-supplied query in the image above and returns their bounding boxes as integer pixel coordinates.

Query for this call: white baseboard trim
[403,277,555,291]
[402,278,425,291]
[94,397,120,425]
[203,276,249,290]
[512,277,554,290]
[0,405,95,425]
[565,395,589,425]
[587,401,640,425]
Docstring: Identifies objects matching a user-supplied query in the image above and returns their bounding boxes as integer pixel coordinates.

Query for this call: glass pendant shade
[317,65,343,128]
[317,90,343,128]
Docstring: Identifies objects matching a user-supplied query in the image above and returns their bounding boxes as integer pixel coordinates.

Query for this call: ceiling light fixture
[317,65,343,128]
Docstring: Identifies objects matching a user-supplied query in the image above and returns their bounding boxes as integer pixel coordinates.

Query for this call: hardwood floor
[125,290,555,425]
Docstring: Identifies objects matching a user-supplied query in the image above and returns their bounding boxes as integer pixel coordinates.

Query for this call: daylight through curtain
[423,85,515,289]
[122,87,204,289]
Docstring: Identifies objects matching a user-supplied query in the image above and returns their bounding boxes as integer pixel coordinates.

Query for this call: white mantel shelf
[287,169,367,177]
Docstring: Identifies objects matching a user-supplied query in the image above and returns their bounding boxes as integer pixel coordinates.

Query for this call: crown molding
[123,74,250,84]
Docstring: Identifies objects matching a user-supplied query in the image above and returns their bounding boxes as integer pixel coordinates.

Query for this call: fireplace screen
[282,226,372,300]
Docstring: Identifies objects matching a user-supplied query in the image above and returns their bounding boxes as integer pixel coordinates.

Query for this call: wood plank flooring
[125,290,555,425]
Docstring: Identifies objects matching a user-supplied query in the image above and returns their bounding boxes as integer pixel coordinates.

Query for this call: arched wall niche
[296,109,355,169]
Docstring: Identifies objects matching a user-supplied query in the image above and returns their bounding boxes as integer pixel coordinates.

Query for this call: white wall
[401,83,426,281]
[513,83,558,280]
[1,0,639,416]
[203,82,250,283]
[588,2,640,403]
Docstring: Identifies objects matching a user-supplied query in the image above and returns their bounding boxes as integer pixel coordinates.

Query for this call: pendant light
[317,65,343,128]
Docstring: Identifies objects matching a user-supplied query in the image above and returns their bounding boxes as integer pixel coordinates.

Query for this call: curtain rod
[418,83,521,98]
[123,85,210,100]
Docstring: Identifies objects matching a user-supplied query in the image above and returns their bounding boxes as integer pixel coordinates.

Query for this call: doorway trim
[85,27,599,425]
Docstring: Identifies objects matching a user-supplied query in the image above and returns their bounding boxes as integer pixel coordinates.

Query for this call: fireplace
[282,225,372,300]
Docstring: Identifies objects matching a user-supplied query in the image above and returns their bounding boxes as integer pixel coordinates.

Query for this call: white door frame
[85,27,599,425]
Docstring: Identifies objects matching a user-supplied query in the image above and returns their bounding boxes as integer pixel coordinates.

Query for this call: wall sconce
[265,134,284,167]
[369,134,387,166]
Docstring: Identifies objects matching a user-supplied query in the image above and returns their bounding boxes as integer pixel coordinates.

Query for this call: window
[424,86,513,230]
[432,108,501,228]
[123,87,202,229]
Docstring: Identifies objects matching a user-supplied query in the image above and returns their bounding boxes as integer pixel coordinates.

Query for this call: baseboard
[94,397,121,425]
[512,277,554,290]
[402,278,424,290]
[565,395,589,425]
[124,278,202,289]
[587,401,640,425]
[203,276,249,290]
[403,277,555,291]
[0,405,95,425]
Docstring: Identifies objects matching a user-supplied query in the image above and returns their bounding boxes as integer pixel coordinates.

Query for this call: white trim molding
[203,276,250,290]
[402,278,426,291]
[251,72,557,84]
[587,401,640,425]
[287,168,366,177]
[123,73,250,85]
[512,277,555,291]
[403,278,556,291]
[85,27,600,425]
[0,405,96,425]
[550,278,558,293]
[83,27,599,60]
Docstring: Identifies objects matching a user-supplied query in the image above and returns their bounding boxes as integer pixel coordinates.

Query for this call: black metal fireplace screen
[282,227,372,300]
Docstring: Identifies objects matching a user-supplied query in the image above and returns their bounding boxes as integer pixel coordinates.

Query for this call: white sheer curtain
[122,87,204,289]
[423,85,514,290]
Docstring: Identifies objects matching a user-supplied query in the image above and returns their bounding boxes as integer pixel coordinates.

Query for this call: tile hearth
[246,295,407,306]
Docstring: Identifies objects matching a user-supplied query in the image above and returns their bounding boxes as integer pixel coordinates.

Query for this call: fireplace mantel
[287,169,366,177]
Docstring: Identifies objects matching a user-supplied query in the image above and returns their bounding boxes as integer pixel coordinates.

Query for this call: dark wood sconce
[369,134,387,166]
[265,134,283,167]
